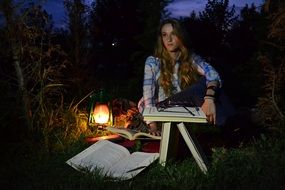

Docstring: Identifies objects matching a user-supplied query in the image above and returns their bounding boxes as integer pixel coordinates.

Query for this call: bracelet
[207,86,218,91]
[205,94,215,98]
[204,94,215,100]
[204,97,215,101]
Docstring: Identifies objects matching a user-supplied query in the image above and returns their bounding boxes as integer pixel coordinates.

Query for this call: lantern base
[97,125,106,131]
[89,123,108,132]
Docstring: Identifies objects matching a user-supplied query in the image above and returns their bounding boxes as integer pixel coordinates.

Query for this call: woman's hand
[148,122,161,136]
[201,98,216,125]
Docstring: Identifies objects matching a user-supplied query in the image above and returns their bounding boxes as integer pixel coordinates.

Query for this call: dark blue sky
[167,0,264,17]
[41,0,264,28]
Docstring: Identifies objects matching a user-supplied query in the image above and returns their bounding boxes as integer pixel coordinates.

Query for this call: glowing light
[93,103,110,124]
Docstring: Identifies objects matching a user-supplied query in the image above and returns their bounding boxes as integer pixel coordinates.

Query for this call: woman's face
[161,23,181,53]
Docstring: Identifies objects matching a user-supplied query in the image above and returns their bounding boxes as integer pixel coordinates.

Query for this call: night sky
[167,0,264,17]
[39,0,265,28]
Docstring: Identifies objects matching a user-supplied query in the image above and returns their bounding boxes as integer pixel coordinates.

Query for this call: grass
[1,129,285,190]
[0,89,284,189]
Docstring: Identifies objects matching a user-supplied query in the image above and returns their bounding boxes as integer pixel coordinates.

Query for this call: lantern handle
[72,90,95,111]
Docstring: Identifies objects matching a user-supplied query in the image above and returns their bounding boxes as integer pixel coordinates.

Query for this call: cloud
[166,0,208,17]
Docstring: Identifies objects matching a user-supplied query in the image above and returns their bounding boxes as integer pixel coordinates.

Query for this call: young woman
[138,18,235,135]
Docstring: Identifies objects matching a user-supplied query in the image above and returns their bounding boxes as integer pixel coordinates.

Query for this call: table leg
[159,122,180,166]
[177,122,209,173]
[159,122,171,166]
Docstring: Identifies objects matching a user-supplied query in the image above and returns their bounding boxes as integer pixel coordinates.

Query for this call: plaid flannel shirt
[138,54,221,113]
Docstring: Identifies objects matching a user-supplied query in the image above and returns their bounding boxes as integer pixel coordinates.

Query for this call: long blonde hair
[154,19,201,96]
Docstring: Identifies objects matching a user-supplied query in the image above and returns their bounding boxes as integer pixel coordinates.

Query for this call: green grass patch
[1,132,285,190]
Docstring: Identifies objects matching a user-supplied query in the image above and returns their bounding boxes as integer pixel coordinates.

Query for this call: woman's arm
[193,55,222,87]
[142,56,161,135]
[143,56,159,108]
[203,81,218,125]
[193,55,221,125]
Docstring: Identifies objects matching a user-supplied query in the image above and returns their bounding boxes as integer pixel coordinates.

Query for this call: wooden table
[143,107,209,173]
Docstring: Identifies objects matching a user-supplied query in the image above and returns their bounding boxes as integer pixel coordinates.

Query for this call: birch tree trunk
[1,0,32,129]
[12,44,32,129]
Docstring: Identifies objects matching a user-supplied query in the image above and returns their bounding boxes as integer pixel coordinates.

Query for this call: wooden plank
[177,122,209,173]
[158,122,180,166]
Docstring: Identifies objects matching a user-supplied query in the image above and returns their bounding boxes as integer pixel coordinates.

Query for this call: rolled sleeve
[193,55,222,87]
[143,56,159,107]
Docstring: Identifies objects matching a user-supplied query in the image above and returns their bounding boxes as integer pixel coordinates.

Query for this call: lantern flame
[93,103,110,124]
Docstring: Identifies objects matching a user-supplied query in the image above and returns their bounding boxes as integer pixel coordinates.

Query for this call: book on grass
[143,106,207,123]
[66,140,159,180]
[106,126,161,140]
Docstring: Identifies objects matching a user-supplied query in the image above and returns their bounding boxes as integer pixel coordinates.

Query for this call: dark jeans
[159,77,236,126]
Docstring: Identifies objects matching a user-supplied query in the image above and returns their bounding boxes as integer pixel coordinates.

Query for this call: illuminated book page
[66,140,159,180]
[109,152,159,180]
[66,140,130,175]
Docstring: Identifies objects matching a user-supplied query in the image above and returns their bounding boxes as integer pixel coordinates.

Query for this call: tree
[135,0,172,53]
[130,0,172,99]
[255,0,285,129]
[88,0,172,99]
[0,0,33,129]
[89,0,141,72]
[199,0,237,35]
[0,0,68,133]
[225,3,265,106]
[196,0,237,59]
[64,0,88,67]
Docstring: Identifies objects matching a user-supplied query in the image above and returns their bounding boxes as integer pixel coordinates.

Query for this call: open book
[85,134,122,144]
[66,140,159,180]
[143,106,207,123]
[106,127,161,140]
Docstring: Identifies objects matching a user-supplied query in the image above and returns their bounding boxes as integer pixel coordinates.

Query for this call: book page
[66,140,130,175]
[107,127,161,140]
[85,134,122,143]
[106,127,138,140]
[134,132,161,140]
[108,152,159,180]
